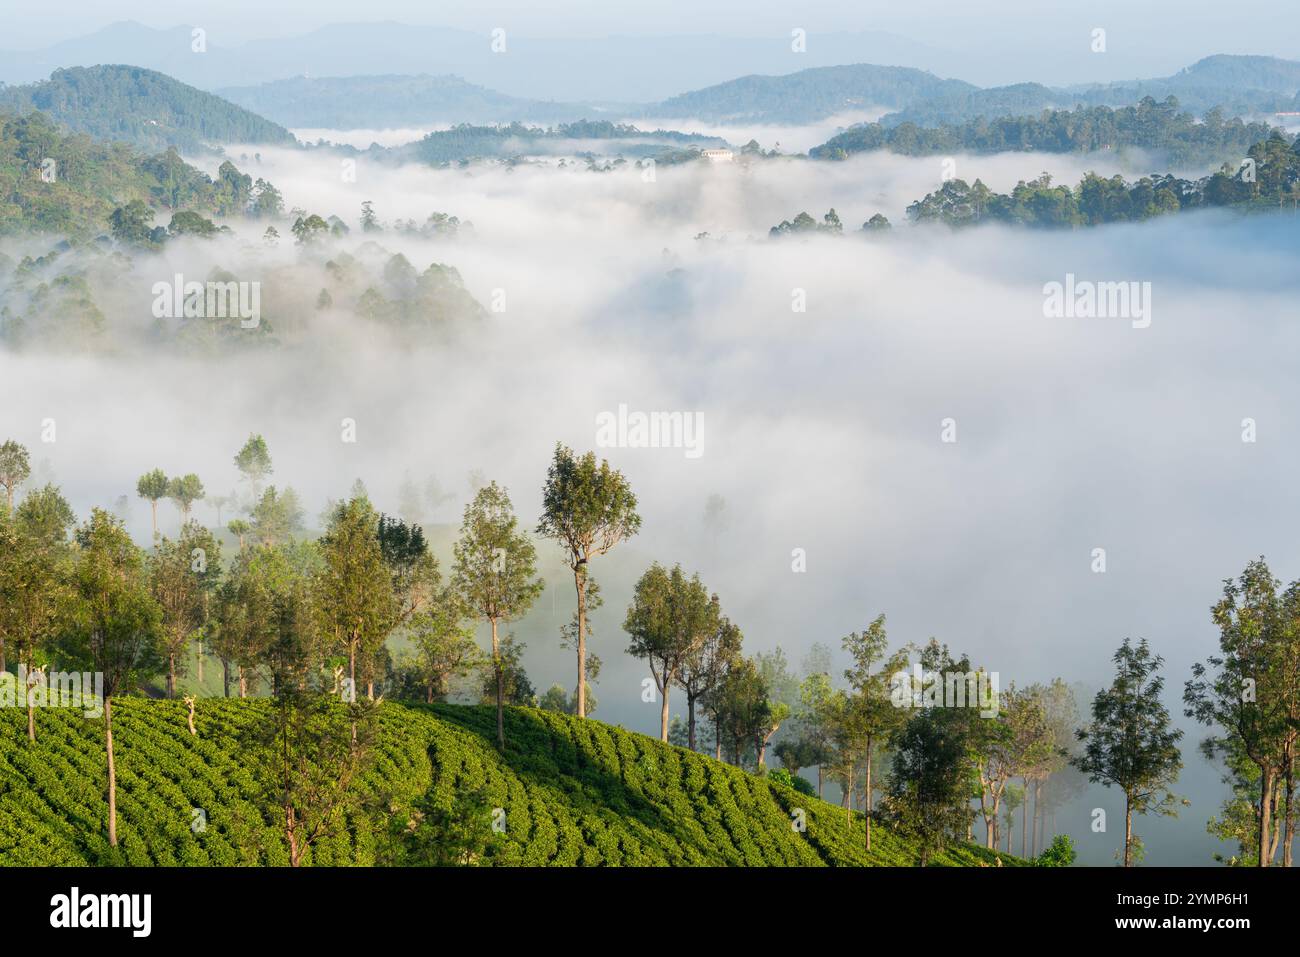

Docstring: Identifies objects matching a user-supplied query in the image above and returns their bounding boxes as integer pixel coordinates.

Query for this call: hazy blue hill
[646,63,976,123]
[1163,54,1300,94]
[0,65,296,152]
[217,74,605,129]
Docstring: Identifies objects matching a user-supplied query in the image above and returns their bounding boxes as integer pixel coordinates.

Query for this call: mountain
[217,74,605,129]
[0,698,1019,866]
[644,63,975,123]
[0,110,272,237]
[651,54,1300,127]
[0,21,954,103]
[0,65,296,152]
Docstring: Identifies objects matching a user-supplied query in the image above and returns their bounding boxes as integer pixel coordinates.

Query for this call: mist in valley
[3,137,1299,864]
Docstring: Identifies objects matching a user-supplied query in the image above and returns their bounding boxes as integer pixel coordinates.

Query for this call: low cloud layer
[3,142,1297,863]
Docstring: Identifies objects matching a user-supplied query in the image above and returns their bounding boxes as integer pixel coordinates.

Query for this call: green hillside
[0,109,275,236]
[0,699,1019,867]
[0,65,296,153]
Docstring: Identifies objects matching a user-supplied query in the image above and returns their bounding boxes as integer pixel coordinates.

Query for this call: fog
[4,138,1298,864]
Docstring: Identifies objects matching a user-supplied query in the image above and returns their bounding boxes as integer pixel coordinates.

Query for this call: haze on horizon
[1,0,1298,91]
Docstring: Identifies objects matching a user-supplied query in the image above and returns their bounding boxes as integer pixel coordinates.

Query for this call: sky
[0,0,1297,87]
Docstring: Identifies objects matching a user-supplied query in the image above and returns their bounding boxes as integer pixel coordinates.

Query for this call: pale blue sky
[3,0,1296,63]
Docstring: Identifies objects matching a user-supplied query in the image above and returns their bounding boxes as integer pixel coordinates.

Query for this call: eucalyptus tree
[233,434,273,503]
[167,474,206,527]
[676,612,742,750]
[842,614,911,850]
[136,468,170,539]
[406,592,482,703]
[149,522,222,697]
[538,444,640,718]
[0,439,31,514]
[314,497,393,702]
[62,509,164,847]
[1075,638,1184,867]
[1186,558,1298,867]
[453,482,543,747]
[624,564,720,742]
[0,484,76,739]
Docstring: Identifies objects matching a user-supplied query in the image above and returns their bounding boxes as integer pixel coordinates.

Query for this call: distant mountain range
[0,20,954,103]
[646,55,1300,125]
[2,52,1297,161]
[216,74,611,129]
[213,55,1300,133]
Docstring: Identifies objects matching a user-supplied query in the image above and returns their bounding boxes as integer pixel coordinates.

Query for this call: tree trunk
[1284,743,1295,868]
[1124,798,1133,867]
[659,682,670,742]
[686,693,697,751]
[1260,766,1275,867]
[1021,781,1028,858]
[287,806,300,868]
[574,563,588,718]
[864,739,873,852]
[150,500,158,539]
[26,675,36,742]
[222,658,230,698]
[167,653,176,698]
[239,666,247,699]
[105,696,118,847]
[817,765,823,799]
[492,618,504,749]
[1030,780,1038,858]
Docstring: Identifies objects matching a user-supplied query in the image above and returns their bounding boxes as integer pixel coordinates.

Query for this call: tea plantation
[0,699,1018,866]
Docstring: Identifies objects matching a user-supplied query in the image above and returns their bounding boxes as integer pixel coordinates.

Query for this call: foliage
[0,699,1023,866]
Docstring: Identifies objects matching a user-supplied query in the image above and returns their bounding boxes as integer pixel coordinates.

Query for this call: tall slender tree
[149,522,221,697]
[624,563,719,741]
[167,474,205,527]
[62,509,164,848]
[453,482,543,747]
[842,614,911,850]
[1075,638,1184,867]
[0,484,76,740]
[136,469,169,539]
[676,612,742,750]
[0,440,31,515]
[537,444,640,718]
[1186,559,1296,867]
[314,498,392,703]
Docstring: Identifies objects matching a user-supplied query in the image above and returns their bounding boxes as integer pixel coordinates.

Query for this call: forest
[0,435,1295,867]
[811,97,1280,166]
